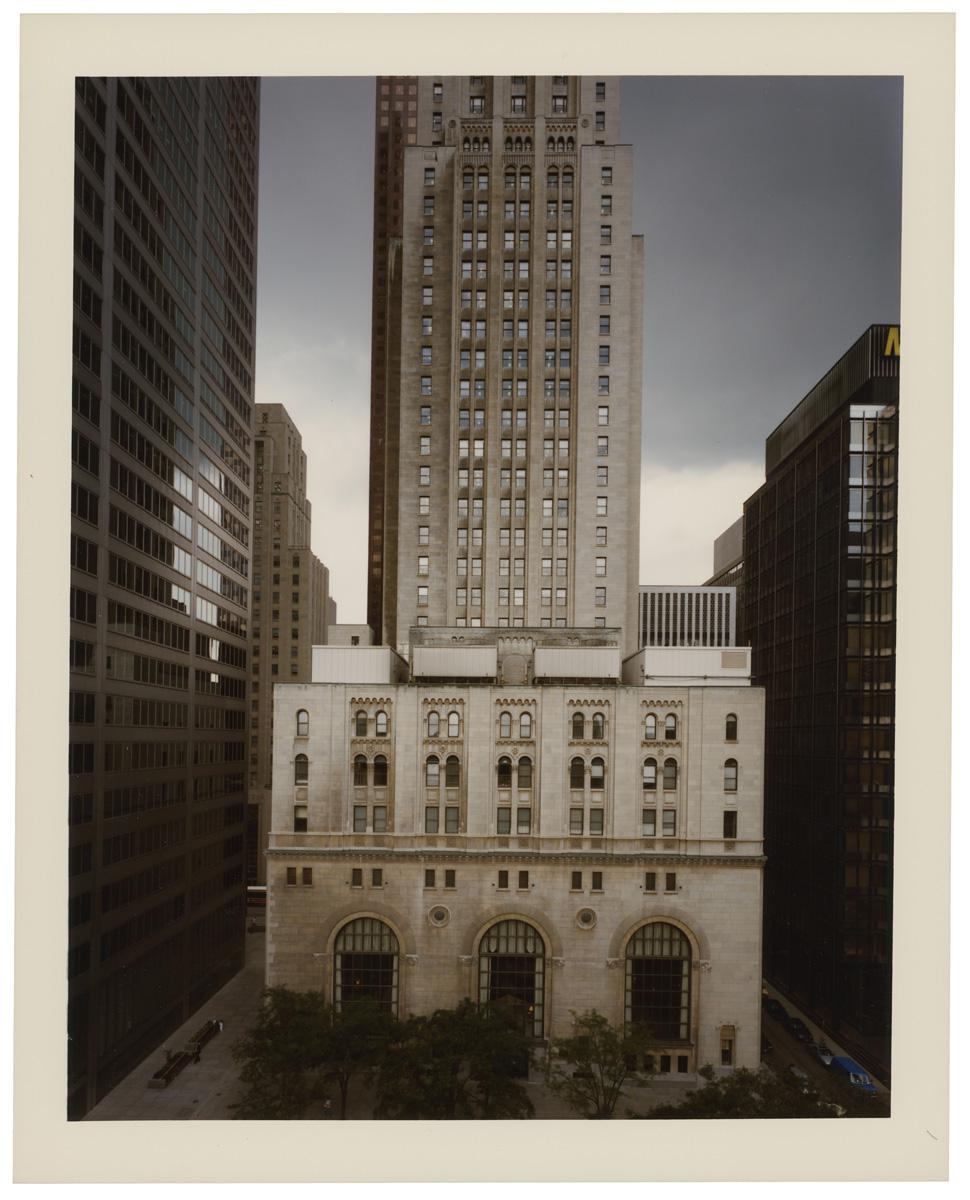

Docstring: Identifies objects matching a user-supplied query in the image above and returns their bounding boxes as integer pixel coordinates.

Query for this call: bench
[185,1019,220,1054]
[148,1051,193,1089]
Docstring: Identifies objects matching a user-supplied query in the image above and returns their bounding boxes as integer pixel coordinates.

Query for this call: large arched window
[294,754,309,785]
[591,713,605,740]
[447,711,460,738]
[478,919,545,1037]
[445,755,461,788]
[375,710,388,738]
[644,713,657,740]
[571,712,585,739]
[663,758,678,791]
[664,714,678,740]
[352,755,367,787]
[427,711,440,738]
[296,709,309,737]
[569,756,585,789]
[725,713,738,742]
[334,917,399,1013]
[517,756,533,789]
[642,758,657,791]
[497,756,512,788]
[499,711,512,738]
[625,923,691,1040]
[724,759,738,792]
[590,757,605,791]
[425,755,440,788]
[373,755,388,787]
[519,712,532,739]
[354,710,368,737]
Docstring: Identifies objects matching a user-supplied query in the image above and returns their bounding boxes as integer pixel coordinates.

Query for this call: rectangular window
[571,870,583,890]
[569,808,584,835]
[516,808,531,834]
[498,869,509,889]
[600,256,612,274]
[644,871,657,892]
[642,809,656,837]
[373,806,387,832]
[601,195,612,215]
[518,870,530,889]
[665,872,677,892]
[497,808,511,834]
[425,807,439,834]
[663,810,677,837]
[424,168,436,186]
[600,285,611,304]
[723,811,738,839]
[601,166,613,185]
[445,807,459,834]
[589,809,604,836]
[595,557,607,577]
[372,869,383,887]
[351,868,363,887]
[597,496,608,516]
[302,867,313,885]
[445,869,456,888]
[286,867,297,885]
[425,868,436,888]
[591,871,603,892]
[598,376,610,395]
[353,805,366,832]
[417,586,428,606]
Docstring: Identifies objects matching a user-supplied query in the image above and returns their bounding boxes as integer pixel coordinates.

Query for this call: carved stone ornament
[350,697,394,708]
[606,958,623,969]
[405,954,419,966]
[567,698,612,708]
[458,955,474,965]
[641,699,684,708]
[551,957,566,969]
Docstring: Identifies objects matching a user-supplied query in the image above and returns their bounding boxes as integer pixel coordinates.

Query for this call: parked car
[786,1063,813,1094]
[830,1056,877,1094]
[787,1016,814,1043]
[808,1040,834,1066]
[762,996,788,1022]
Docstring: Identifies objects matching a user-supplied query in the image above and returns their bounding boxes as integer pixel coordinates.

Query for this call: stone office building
[267,629,765,1073]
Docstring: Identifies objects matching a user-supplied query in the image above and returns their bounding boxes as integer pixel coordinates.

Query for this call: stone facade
[267,633,765,1074]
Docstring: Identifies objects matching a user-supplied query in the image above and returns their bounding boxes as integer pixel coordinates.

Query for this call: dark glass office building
[70,77,258,1116]
[742,324,898,1081]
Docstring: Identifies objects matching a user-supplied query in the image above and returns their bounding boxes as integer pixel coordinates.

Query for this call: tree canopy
[546,1010,654,1119]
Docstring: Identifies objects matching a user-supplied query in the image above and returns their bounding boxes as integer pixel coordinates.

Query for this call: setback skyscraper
[366,75,644,656]
[69,76,259,1116]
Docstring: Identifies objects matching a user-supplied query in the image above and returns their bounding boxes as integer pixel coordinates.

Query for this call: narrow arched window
[375,710,388,738]
[590,757,605,791]
[572,712,585,739]
[373,755,388,787]
[472,137,480,152]
[566,137,574,151]
[447,711,460,738]
[663,758,678,790]
[352,755,367,786]
[644,713,657,740]
[296,709,309,737]
[514,136,522,152]
[294,754,309,785]
[569,756,585,789]
[426,755,440,788]
[427,710,440,738]
[547,138,555,153]
[557,137,565,152]
[724,759,738,792]
[354,710,368,737]
[524,137,532,151]
[520,712,532,739]
[725,713,738,742]
[505,137,513,152]
[499,711,512,738]
[463,136,471,151]
[497,756,512,788]
[642,758,657,791]
[483,137,490,152]
[664,714,677,740]
[445,755,461,788]
[591,713,605,739]
[517,756,533,789]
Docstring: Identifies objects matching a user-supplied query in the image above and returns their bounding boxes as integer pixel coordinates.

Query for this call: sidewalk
[86,929,267,1121]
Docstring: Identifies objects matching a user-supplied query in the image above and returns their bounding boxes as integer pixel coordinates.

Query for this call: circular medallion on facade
[576,908,597,930]
[581,118,590,128]
[429,905,451,927]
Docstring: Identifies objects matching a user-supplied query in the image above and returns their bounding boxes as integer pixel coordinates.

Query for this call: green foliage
[229,989,394,1120]
[546,1010,654,1119]
[375,999,534,1119]
[642,1064,872,1119]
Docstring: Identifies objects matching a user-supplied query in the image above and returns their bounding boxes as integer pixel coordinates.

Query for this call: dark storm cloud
[623,76,903,471]
[254,75,903,612]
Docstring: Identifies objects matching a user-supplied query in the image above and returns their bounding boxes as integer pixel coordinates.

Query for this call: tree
[375,999,534,1119]
[230,989,394,1119]
[641,1063,883,1119]
[229,987,331,1119]
[546,1010,654,1119]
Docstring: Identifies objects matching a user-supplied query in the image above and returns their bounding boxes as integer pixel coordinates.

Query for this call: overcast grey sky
[255,76,902,622]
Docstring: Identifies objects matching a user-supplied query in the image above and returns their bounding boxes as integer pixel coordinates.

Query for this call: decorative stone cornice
[494,697,536,708]
[641,699,684,708]
[422,697,466,707]
[350,696,395,707]
[567,698,612,708]
[265,846,766,867]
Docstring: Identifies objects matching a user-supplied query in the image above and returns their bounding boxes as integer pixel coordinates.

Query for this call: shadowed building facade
[70,76,259,1117]
[743,324,898,1080]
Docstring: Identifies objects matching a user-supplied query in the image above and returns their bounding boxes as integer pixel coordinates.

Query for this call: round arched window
[664,714,678,740]
[724,759,738,792]
[334,917,399,1013]
[591,713,605,739]
[294,754,309,785]
[644,714,657,740]
[625,923,691,1040]
[590,757,605,791]
[427,711,440,738]
[725,713,738,742]
[517,756,533,789]
[642,758,657,791]
[478,919,545,1037]
[352,755,367,787]
[373,755,388,787]
[425,756,440,788]
[447,711,460,738]
[572,712,585,738]
[445,755,461,788]
[296,709,309,737]
[519,712,532,739]
[569,757,585,789]
[354,710,368,737]
[663,758,678,790]
[497,756,512,788]
[499,711,512,739]
[375,711,388,738]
